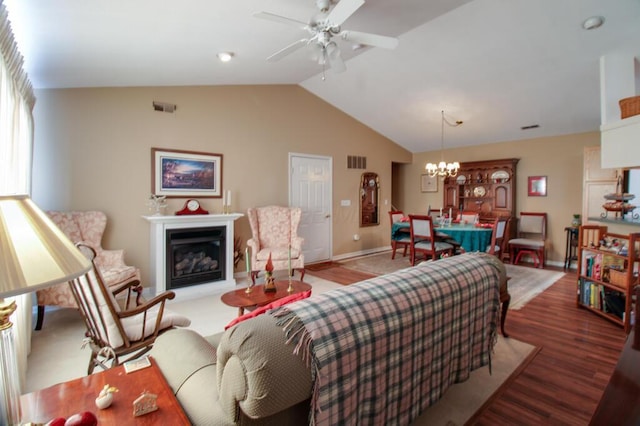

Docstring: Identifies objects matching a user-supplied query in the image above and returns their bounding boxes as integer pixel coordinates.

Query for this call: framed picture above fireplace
[152,148,223,198]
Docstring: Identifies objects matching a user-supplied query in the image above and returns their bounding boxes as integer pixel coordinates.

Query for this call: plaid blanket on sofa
[271,252,501,426]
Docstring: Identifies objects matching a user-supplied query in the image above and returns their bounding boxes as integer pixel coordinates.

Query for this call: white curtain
[0,0,36,391]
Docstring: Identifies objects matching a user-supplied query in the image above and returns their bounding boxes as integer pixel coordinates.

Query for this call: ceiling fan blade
[266,39,309,62]
[339,30,399,49]
[253,11,308,29]
[326,0,365,27]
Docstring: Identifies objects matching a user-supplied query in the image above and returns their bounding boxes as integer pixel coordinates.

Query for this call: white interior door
[289,153,332,263]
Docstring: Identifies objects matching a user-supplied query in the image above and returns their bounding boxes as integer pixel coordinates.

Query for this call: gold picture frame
[151,148,223,198]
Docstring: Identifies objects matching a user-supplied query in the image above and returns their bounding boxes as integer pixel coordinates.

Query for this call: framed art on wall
[421,174,438,193]
[528,175,547,197]
[152,148,222,198]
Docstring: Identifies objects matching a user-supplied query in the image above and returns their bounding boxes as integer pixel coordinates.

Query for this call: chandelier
[425,110,463,178]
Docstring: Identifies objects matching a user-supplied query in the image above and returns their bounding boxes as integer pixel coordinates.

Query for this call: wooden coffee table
[20,357,190,425]
[221,280,311,316]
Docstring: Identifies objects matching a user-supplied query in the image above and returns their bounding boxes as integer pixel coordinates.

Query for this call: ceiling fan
[254,0,399,74]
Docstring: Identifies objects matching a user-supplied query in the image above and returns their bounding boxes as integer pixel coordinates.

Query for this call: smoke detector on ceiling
[582,16,604,30]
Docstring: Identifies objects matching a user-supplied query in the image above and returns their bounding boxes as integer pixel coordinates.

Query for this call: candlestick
[244,247,253,293]
[227,190,231,209]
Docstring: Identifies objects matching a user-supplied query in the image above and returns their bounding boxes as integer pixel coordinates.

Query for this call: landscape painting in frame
[152,148,222,198]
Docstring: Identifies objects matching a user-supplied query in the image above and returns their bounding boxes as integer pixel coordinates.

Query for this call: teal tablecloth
[391,222,492,253]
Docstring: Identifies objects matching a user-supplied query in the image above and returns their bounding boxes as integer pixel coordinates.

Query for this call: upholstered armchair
[247,206,305,284]
[35,211,141,329]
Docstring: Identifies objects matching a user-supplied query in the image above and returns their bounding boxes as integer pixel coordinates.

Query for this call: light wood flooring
[309,264,627,425]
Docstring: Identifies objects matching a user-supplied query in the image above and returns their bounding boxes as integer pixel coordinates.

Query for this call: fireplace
[144,213,243,296]
[166,226,225,289]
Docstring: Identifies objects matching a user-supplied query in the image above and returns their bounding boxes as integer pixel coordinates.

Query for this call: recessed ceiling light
[582,16,604,30]
[217,52,234,62]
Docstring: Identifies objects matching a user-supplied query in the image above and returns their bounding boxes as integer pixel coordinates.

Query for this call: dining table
[391,221,493,253]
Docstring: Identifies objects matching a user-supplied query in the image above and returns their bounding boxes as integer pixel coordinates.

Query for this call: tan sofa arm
[216,314,312,421]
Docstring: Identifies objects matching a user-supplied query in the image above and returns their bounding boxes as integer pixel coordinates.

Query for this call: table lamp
[0,195,92,425]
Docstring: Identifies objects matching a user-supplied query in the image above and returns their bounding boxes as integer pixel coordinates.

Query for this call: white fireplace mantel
[143,214,243,297]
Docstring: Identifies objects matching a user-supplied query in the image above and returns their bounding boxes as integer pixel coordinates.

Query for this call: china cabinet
[443,158,519,223]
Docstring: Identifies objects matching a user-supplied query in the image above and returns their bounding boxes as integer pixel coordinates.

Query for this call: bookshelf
[576,225,639,332]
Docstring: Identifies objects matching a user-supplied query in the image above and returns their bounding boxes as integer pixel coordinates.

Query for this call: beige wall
[398,132,600,264]
[31,84,604,278]
[31,85,412,283]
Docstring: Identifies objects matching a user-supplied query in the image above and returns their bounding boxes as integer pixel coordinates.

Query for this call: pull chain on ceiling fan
[254,0,399,74]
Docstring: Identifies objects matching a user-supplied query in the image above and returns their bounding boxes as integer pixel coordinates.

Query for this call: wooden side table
[564,226,579,270]
[20,357,190,425]
[221,280,312,316]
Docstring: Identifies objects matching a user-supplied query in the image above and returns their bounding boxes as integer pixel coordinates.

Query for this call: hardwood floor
[307,264,627,425]
[474,270,626,425]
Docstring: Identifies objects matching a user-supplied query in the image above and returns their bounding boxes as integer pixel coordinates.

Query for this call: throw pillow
[224,289,312,330]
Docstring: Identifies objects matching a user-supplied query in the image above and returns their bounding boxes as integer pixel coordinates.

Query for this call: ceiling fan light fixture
[217,52,234,62]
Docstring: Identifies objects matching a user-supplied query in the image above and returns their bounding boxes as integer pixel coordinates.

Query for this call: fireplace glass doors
[166,226,225,289]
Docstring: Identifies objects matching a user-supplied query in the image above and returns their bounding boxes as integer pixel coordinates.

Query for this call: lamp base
[0,298,22,425]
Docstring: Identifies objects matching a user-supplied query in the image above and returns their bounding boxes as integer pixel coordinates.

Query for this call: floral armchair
[247,206,305,284]
[35,211,141,330]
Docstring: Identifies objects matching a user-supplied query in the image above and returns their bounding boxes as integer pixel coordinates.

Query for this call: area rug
[338,252,565,310]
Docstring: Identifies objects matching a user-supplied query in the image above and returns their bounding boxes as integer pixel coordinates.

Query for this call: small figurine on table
[133,390,158,417]
[264,252,276,293]
[95,384,118,409]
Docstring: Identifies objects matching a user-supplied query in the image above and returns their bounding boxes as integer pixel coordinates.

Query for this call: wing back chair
[35,211,141,329]
[247,206,305,284]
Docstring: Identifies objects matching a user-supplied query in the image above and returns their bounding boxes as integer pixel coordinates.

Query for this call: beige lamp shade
[0,195,92,298]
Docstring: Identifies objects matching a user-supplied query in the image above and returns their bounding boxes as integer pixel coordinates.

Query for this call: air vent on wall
[153,101,177,113]
[521,124,540,130]
[347,155,367,169]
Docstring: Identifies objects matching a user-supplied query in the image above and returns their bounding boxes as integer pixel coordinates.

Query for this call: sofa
[150,252,508,425]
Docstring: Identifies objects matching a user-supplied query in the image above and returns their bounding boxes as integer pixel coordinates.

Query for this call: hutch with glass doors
[576,225,639,333]
[442,158,518,223]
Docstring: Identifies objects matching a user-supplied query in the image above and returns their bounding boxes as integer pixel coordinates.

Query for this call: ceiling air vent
[347,155,367,169]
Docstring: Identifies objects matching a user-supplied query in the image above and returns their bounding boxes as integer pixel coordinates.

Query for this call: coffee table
[20,356,190,425]
[221,280,312,316]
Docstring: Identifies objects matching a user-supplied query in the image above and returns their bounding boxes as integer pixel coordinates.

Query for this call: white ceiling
[4,0,640,153]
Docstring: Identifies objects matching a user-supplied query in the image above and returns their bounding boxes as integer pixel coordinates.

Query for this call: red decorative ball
[64,411,98,426]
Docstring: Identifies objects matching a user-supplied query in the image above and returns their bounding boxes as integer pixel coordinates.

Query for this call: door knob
[325,214,331,219]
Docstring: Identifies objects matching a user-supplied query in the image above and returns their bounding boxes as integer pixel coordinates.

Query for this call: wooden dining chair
[408,215,454,265]
[509,212,547,268]
[458,211,479,224]
[388,210,410,259]
[486,216,509,260]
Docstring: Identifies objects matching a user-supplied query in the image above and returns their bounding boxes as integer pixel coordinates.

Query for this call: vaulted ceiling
[5,0,640,153]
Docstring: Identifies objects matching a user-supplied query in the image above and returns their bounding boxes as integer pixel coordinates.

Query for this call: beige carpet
[27,271,538,424]
[340,251,565,310]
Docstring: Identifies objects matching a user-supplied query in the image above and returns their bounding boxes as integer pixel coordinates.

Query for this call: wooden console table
[20,357,189,425]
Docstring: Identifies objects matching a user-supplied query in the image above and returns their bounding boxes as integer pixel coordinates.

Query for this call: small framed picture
[151,148,223,198]
[420,174,438,193]
[528,176,547,197]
